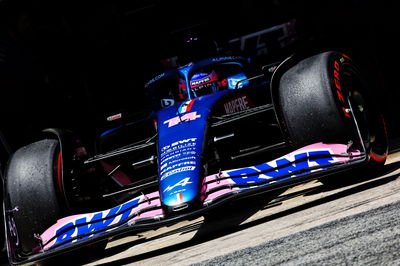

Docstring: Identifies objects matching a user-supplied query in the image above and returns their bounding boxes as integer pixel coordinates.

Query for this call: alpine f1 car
[2,51,388,264]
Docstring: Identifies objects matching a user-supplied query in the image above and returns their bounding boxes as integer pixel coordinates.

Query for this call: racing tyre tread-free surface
[5,139,62,254]
[278,51,388,181]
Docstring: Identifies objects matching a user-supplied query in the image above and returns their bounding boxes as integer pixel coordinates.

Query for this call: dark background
[0,0,399,153]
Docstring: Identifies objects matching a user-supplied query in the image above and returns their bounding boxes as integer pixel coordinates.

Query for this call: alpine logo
[163,177,193,193]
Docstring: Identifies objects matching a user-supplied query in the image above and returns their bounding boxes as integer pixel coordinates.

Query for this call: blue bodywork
[103,56,251,210]
[157,91,229,208]
[153,57,248,209]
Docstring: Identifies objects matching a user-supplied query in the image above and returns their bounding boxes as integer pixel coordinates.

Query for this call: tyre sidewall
[5,139,62,254]
[278,51,387,163]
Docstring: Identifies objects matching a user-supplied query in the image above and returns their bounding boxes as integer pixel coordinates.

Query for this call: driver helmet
[189,70,220,97]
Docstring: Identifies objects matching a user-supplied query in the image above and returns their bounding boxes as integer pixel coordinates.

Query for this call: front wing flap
[5,143,366,265]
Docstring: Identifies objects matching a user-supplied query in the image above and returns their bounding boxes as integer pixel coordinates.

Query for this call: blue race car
[3,51,388,264]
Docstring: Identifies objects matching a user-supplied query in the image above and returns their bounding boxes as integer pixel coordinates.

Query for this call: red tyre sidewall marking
[57,151,63,194]
[332,54,352,119]
[370,151,387,163]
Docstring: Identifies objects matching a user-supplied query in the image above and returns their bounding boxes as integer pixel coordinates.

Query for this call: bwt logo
[52,197,140,247]
[227,150,334,184]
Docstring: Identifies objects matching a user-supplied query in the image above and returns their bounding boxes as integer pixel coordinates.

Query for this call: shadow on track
[42,160,400,266]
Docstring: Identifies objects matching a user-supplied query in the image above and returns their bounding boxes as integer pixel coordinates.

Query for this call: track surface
[195,201,400,265]
[2,152,400,265]
[76,152,400,266]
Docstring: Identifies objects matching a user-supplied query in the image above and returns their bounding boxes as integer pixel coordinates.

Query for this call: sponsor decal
[163,177,193,193]
[144,73,165,88]
[161,166,196,180]
[161,99,175,108]
[333,57,351,118]
[211,56,242,62]
[160,162,196,178]
[203,143,360,202]
[51,197,141,247]
[223,95,251,114]
[40,192,164,250]
[191,76,211,87]
[178,62,193,69]
[163,111,201,127]
[159,138,198,180]
[161,138,197,152]
[190,72,218,88]
[106,113,122,122]
[226,150,334,184]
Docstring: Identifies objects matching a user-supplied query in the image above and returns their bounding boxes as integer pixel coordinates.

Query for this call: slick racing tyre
[5,139,63,254]
[278,51,388,174]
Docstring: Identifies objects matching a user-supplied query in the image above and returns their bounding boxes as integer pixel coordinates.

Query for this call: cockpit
[144,56,251,110]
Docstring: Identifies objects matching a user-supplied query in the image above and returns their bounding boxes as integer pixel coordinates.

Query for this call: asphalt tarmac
[194,201,400,265]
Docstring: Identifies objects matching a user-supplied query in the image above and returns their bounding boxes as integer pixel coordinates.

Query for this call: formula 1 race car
[2,51,388,264]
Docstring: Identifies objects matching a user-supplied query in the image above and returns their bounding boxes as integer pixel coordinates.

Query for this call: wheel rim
[341,64,386,157]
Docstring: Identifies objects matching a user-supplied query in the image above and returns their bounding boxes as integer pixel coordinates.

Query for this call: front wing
[5,142,366,265]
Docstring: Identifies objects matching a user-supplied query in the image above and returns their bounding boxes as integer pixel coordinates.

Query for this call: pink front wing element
[202,143,361,202]
[40,191,163,251]
[39,143,360,252]
[202,174,239,202]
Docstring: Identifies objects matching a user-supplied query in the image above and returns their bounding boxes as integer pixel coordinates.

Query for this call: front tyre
[278,51,388,176]
[5,139,63,254]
